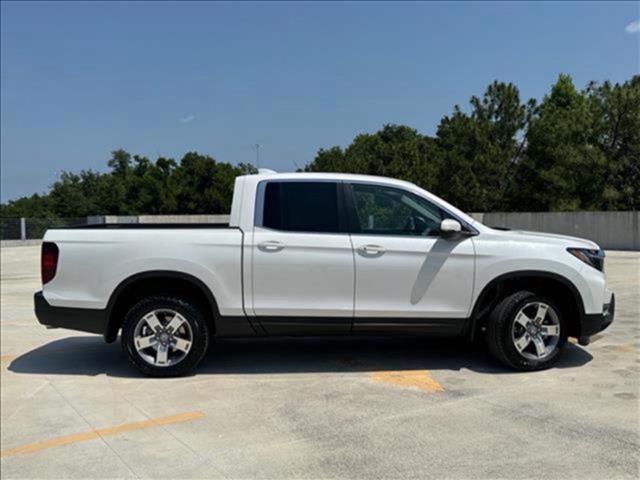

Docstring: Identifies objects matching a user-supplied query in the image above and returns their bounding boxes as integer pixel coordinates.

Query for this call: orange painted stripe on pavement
[0,411,204,458]
[370,370,445,393]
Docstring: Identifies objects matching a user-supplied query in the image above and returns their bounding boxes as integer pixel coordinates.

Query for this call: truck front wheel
[121,296,209,377]
[486,291,567,371]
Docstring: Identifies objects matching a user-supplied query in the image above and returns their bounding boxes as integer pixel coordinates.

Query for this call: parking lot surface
[1,245,639,479]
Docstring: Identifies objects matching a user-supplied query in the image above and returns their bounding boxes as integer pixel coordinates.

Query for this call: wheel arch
[467,270,586,341]
[104,270,221,343]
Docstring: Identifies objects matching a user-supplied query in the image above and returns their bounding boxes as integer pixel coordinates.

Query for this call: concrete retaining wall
[87,215,231,224]
[0,239,42,247]
[137,215,230,224]
[473,211,639,251]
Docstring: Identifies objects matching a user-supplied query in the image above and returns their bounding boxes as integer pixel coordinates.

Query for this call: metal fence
[0,217,88,241]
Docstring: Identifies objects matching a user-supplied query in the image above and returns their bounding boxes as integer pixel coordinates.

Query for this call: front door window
[351,183,446,237]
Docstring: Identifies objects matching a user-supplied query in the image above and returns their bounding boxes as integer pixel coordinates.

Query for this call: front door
[250,180,354,334]
[347,182,475,334]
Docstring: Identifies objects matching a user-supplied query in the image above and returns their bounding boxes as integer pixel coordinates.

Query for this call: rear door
[250,180,354,334]
[346,182,475,334]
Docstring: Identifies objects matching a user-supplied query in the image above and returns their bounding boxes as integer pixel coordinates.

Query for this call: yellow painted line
[0,355,17,363]
[370,370,444,393]
[613,343,636,353]
[0,411,204,458]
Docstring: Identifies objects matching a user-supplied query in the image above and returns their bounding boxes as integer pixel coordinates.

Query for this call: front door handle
[258,240,285,252]
[357,244,386,257]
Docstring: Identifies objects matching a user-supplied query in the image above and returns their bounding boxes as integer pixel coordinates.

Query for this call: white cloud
[625,20,640,34]
[179,114,195,124]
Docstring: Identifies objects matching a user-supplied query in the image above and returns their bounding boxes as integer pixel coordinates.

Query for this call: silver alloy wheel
[511,301,560,361]
[133,309,193,367]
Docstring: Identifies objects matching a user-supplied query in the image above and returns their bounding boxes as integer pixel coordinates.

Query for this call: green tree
[306,124,439,191]
[238,162,259,175]
[49,170,105,217]
[1,149,256,218]
[107,149,132,177]
[174,152,245,214]
[585,76,640,209]
[0,193,52,218]
[303,146,346,173]
[513,74,607,210]
[435,81,534,211]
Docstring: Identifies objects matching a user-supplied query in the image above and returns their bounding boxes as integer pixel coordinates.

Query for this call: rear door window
[262,181,341,233]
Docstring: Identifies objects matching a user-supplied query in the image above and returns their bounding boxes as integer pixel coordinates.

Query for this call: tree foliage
[1,74,638,220]
[306,74,639,212]
[1,151,257,218]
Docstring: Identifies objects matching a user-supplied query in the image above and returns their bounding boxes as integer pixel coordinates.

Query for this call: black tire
[485,290,567,371]
[121,295,209,377]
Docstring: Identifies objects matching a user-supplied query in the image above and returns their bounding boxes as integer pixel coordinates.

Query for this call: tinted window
[262,181,340,233]
[351,183,447,236]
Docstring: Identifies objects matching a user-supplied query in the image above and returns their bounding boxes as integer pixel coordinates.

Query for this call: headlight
[567,248,605,272]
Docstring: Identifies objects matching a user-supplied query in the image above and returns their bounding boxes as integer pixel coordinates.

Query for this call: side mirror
[440,219,462,238]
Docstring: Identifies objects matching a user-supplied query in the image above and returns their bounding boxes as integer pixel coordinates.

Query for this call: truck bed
[41,226,245,317]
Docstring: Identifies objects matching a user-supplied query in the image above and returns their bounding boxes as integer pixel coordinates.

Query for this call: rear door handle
[357,244,386,257]
[258,241,285,252]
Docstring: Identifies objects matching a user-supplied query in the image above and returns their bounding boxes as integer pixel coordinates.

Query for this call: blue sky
[1,1,638,202]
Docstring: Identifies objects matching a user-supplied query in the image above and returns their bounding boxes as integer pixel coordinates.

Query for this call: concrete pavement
[1,246,638,479]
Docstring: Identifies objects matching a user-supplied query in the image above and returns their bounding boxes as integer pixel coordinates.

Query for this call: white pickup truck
[35,171,615,376]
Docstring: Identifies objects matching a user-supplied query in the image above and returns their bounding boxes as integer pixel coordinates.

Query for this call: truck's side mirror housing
[440,219,462,238]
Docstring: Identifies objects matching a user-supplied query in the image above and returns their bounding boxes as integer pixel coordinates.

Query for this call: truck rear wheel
[486,291,567,371]
[121,296,209,377]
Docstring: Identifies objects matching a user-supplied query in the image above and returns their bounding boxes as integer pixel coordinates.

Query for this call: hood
[492,228,600,250]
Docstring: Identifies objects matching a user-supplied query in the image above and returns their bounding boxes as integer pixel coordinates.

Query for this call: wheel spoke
[134,308,193,368]
[512,301,560,361]
[166,314,186,334]
[532,335,546,357]
[156,344,169,365]
[514,311,532,328]
[172,337,191,353]
[534,304,548,323]
[145,312,163,332]
[135,335,156,351]
[514,333,531,352]
[540,324,560,336]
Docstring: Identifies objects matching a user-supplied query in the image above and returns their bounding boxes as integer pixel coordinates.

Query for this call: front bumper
[578,293,615,346]
[34,291,106,335]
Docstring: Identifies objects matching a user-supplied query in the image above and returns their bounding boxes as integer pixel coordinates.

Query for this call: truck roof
[244,171,418,189]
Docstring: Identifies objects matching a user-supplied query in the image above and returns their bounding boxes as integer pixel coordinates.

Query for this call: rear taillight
[41,242,59,284]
